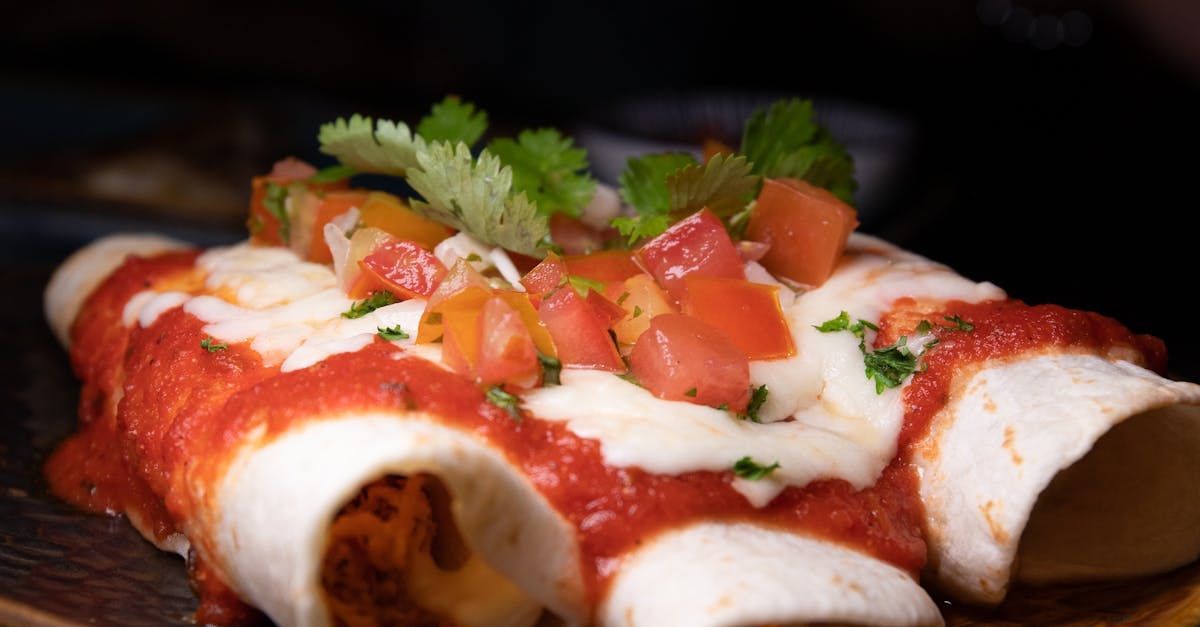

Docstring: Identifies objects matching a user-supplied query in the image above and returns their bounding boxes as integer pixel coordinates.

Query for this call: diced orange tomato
[417,261,493,343]
[495,292,557,358]
[745,178,858,287]
[549,213,605,255]
[357,239,447,300]
[309,191,369,263]
[520,252,568,297]
[538,288,625,372]
[358,191,454,249]
[629,313,750,411]
[635,209,745,302]
[681,277,796,360]
[247,158,347,246]
[475,296,540,386]
[441,308,483,377]
[702,138,734,163]
[605,274,675,349]
[564,250,642,284]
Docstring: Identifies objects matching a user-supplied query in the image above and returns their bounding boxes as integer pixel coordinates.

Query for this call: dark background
[2,0,1198,377]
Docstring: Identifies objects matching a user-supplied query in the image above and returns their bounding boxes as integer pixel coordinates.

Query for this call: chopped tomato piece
[635,209,745,302]
[630,314,750,411]
[247,158,346,246]
[549,213,605,255]
[538,288,625,372]
[564,250,642,284]
[495,291,557,358]
[358,191,454,249]
[520,252,567,296]
[358,239,447,300]
[309,191,369,263]
[441,308,482,378]
[681,277,796,360]
[417,261,492,343]
[605,274,675,349]
[745,178,858,287]
[475,296,540,386]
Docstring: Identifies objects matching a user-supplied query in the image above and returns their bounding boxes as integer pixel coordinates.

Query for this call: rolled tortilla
[46,236,945,626]
[914,352,1200,604]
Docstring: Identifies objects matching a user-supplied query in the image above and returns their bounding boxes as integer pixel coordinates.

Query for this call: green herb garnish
[416,95,488,146]
[342,292,398,319]
[685,387,698,397]
[377,325,410,341]
[489,128,596,218]
[263,182,290,243]
[485,386,523,421]
[308,164,357,183]
[538,353,562,386]
[740,385,769,422]
[567,275,605,298]
[733,456,781,480]
[944,315,974,332]
[200,337,228,352]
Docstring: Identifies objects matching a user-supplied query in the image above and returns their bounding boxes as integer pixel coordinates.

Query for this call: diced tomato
[605,274,675,349]
[635,209,745,302]
[538,288,625,372]
[520,252,568,297]
[475,296,540,386]
[630,313,750,411]
[564,250,642,284]
[358,191,454,249]
[745,178,859,287]
[495,291,557,358]
[247,158,347,246]
[358,239,447,300]
[549,213,606,255]
[441,308,482,377]
[681,277,796,360]
[309,191,369,263]
[417,261,492,343]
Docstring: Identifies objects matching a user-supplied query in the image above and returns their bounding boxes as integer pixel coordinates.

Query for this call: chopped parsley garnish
[538,353,562,386]
[740,385,769,422]
[814,311,852,333]
[733,456,781,480]
[200,337,227,352]
[377,325,410,341]
[567,275,605,298]
[863,338,919,394]
[342,292,398,319]
[632,305,643,318]
[465,252,482,262]
[741,98,857,203]
[485,386,523,421]
[616,291,631,305]
[262,182,290,243]
[308,164,357,183]
[916,319,933,334]
[489,128,596,218]
[944,315,974,332]
[685,387,698,397]
[416,95,488,146]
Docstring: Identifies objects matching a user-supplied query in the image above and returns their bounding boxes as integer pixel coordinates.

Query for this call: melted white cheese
[119,236,1004,506]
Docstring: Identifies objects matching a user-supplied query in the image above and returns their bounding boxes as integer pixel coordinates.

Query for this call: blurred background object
[2,0,1198,378]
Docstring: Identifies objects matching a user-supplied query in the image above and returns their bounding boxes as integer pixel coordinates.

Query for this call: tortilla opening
[1015,403,1200,585]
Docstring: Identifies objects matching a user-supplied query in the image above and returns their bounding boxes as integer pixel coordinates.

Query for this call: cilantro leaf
[318,114,425,176]
[377,325,410,341]
[611,214,671,245]
[741,98,857,203]
[263,182,290,243]
[685,387,698,397]
[814,311,852,333]
[538,352,562,386]
[740,385,769,422]
[406,141,550,257]
[618,152,698,216]
[665,154,759,218]
[308,164,357,183]
[342,292,398,319]
[485,385,523,421]
[488,128,596,218]
[944,315,975,332]
[916,320,933,334]
[863,337,919,394]
[200,337,228,352]
[732,456,781,480]
[417,96,488,146]
[567,275,605,297]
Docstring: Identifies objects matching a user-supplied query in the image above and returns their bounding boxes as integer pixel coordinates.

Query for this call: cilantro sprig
[733,456,781,480]
[741,98,857,203]
[416,95,488,146]
[816,311,921,394]
[377,325,410,341]
[489,128,596,218]
[342,292,398,319]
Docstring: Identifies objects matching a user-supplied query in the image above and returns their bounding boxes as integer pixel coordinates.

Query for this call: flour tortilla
[913,352,1200,604]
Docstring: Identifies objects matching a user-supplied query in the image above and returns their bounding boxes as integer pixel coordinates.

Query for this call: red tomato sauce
[46,251,1166,622]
